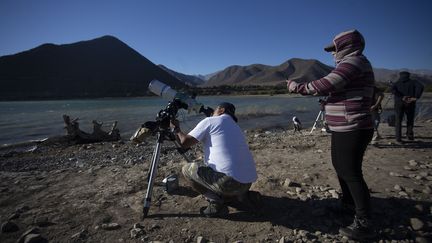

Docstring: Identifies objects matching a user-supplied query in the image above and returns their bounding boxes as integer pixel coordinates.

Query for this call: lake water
[1,95,431,146]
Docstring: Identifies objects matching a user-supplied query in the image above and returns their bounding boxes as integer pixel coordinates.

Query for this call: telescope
[148,80,213,116]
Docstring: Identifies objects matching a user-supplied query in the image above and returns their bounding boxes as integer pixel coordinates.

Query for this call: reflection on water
[0,94,431,146]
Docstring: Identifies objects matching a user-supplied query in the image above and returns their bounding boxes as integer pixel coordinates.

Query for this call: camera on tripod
[143,98,187,133]
[149,80,213,117]
[140,80,213,134]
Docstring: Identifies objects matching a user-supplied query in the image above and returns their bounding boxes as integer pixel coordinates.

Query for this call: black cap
[218,102,238,123]
[324,42,336,52]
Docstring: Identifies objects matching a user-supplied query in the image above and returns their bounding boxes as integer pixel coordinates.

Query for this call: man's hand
[402,96,416,104]
[170,120,199,149]
[170,119,180,132]
[286,80,298,93]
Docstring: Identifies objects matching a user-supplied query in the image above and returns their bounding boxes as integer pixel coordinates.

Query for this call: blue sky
[1,0,431,75]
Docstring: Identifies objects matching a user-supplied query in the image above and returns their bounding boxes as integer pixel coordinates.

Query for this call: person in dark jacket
[392,71,424,142]
[287,29,376,240]
[371,86,384,142]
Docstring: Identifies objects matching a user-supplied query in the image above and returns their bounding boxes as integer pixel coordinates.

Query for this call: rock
[130,228,145,239]
[295,187,303,194]
[283,178,294,188]
[404,166,415,171]
[419,172,429,177]
[422,186,432,194]
[196,236,208,243]
[22,234,48,243]
[101,223,121,230]
[414,204,424,213]
[130,223,146,239]
[415,236,430,243]
[1,221,19,233]
[410,218,424,231]
[71,229,89,240]
[329,189,339,199]
[150,223,161,231]
[394,184,404,191]
[278,236,286,243]
[405,187,416,193]
[17,227,42,243]
[409,160,418,166]
[389,172,404,177]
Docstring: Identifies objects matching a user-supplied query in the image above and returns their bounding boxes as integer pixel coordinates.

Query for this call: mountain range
[0,35,431,100]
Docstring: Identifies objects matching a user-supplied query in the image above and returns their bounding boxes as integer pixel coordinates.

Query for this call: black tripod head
[143,98,186,139]
[318,97,328,111]
[144,97,214,134]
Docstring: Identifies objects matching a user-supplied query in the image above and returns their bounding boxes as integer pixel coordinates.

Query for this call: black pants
[331,129,373,218]
[394,101,416,140]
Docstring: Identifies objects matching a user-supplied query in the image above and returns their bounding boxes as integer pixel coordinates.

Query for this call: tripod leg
[143,137,162,219]
[146,143,158,183]
[310,111,322,134]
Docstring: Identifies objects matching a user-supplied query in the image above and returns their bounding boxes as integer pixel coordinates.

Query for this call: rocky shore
[1,121,431,243]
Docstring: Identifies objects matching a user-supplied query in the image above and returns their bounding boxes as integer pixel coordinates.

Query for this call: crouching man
[170,102,258,217]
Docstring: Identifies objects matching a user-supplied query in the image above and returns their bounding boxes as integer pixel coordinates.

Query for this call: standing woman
[287,29,376,240]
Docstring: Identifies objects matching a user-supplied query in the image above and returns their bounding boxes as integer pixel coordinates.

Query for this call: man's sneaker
[339,216,377,240]
[200,201,229,218]
[407,135,414,141]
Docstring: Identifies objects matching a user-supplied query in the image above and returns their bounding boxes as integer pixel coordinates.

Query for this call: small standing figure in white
[292,116,302,132]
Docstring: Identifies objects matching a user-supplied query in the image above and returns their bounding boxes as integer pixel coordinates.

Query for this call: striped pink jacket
[293,30,374,132]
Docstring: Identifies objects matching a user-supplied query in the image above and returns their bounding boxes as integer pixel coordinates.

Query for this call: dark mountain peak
[97,35,120,41]
[38,43,58,49]
[0,36,185,100]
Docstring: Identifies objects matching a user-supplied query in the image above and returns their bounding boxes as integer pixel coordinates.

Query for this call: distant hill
[204,58,333,86]
[0,36,186,100]
[158,65,205,86]
[374,68,432,87]
[203,59,432,88]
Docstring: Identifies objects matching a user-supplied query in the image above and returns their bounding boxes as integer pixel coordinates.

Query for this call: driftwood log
[63,115,120,143]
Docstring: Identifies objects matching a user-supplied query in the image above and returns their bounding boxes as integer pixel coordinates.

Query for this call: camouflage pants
[182,162,251,197]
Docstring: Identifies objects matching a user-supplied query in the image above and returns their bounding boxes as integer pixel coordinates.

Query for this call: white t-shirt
[188,114,257,184]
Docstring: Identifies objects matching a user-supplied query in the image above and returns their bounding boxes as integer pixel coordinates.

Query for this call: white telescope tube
[148,80,177,101]
[148,79,203,113]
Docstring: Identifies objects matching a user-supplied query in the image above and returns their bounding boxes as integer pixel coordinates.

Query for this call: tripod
[141,99,190,219]
[309,98,328,134]
[309,110,326,134]
[142,125,191,218]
